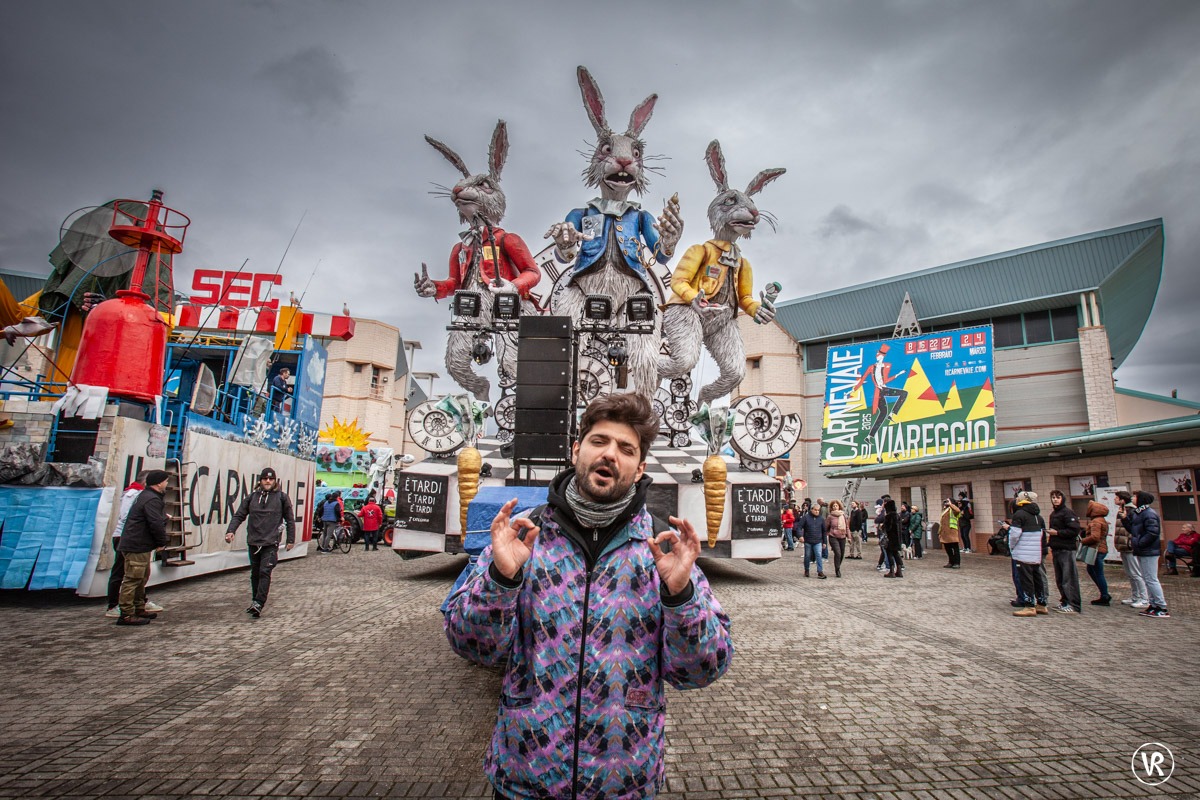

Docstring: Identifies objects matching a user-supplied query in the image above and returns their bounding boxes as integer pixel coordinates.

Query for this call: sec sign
[190,269,282,309]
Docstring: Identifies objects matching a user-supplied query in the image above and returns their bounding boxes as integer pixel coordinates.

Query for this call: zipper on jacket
[570,567,594,800]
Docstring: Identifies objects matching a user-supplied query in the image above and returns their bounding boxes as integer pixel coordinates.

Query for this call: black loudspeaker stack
[512,316,574,472]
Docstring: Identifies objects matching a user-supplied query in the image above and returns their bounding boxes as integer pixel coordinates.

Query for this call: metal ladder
[159,459,201,566]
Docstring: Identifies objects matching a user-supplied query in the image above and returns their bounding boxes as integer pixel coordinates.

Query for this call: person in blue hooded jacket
[1122,490,1169,618]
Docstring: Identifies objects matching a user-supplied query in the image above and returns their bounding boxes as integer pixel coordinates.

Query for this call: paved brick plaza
[0,544,1194,799]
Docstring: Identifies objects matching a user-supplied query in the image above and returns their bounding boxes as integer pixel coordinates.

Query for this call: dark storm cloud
[817,205,879,239]
[258,46,353,118]
[1,0,1198,401]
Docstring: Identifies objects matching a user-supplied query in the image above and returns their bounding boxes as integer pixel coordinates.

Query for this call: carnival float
[0,191,354,595]
[397,66,802,564]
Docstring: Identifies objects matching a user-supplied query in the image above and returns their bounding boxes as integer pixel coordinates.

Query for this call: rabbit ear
[705,140,729,191]
[577,65,608,134]
[424,135,472,179]
[488,120,509,181]
[625,93,658,137]
[745,168,786,196]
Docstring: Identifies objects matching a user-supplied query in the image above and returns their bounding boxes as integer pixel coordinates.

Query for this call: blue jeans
[1086,556,1109,599]
[1166,541,1190,569]
[783,527,795,550]
[1136,555,1167,608]
[804,542,825,574]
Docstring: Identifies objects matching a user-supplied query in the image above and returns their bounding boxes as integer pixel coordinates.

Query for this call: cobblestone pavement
[0,542,1195,799]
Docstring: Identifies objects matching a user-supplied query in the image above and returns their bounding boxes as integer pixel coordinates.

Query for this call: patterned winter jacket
[444,504,734,799]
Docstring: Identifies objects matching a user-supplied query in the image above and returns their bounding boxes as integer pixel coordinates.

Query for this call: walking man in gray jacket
[225,468,296,617]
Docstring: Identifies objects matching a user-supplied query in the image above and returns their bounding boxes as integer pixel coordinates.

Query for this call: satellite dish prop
[58,204,142,278]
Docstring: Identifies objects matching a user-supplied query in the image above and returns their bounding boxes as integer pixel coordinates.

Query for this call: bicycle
[318,522,354,554]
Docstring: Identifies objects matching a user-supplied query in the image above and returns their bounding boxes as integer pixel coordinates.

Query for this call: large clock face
[730,395,802,463]
[493,394,515,432]
[577,355,613,404]
[664,399,695,433]
[407,400,465,455]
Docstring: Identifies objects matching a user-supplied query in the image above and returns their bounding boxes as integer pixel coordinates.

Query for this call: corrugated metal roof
[0,268,50,306]
[774,219,1163,369]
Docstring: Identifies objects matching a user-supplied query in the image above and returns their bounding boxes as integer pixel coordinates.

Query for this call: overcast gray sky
[2,0,1198,402]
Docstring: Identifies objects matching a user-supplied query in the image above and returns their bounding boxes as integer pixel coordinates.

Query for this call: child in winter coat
[1081,500,1111,604]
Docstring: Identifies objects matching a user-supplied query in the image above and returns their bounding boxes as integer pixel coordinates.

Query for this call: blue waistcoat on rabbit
[564,203,671,291]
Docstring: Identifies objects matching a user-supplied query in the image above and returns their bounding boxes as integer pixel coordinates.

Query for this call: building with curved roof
[735,219,1200,546]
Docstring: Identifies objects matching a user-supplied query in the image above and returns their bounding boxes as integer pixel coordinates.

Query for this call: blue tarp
[0,487,104,590]
[443,485,547,611]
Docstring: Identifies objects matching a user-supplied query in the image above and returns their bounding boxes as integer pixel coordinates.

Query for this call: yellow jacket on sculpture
[665,240,762,318]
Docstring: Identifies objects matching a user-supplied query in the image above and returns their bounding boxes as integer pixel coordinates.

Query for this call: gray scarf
[565,475,637,530]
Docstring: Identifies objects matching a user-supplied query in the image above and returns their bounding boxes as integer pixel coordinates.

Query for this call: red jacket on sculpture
[432,228,540,301]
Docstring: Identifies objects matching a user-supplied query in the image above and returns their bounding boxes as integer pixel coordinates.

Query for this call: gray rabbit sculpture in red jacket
[415,120,541,401]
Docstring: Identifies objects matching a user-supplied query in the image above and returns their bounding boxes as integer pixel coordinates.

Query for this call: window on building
[992,314,1023,347]
[805,342,828,371]
[805,338,853,372]
[1001,478,1033,516]
[1050,306,1079,341]
[1067,473,1108,516]
[1157,468,1198,522]
[1023,310,1052,344]
[749,357,761,369]
[352,363,363,374]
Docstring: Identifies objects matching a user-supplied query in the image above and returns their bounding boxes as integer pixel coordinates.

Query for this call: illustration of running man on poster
[851,343,909,449]
[821,326,996,467]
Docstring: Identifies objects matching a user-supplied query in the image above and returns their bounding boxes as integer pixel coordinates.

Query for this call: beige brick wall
[734,317,804,416]
[892,444,1200,548]
[0,397,57,449]
[321,318,409,452]
[1077,326,1118,430]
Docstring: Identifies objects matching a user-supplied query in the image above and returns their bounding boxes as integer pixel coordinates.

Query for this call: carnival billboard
[820,325,996,466]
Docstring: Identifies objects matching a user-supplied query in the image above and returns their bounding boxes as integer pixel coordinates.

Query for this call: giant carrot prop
[691,404,733,547]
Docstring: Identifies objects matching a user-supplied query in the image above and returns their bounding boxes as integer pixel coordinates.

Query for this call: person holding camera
[1006,491,1048,617]
[1046,489,1083,614]
[1121,491,1169,618]
[1113,491,1149,608]
[938,498,963,568]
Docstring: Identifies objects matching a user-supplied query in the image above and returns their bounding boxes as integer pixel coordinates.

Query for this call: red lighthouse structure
[70,189,190,403]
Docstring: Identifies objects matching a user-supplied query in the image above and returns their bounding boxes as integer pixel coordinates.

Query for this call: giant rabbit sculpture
[658,140,783,405]
[415,120,541,401]
[545,66,683,401]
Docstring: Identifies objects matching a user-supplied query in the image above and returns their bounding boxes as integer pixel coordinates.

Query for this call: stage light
[453,291,481,318]
[471,335,493,365]
[607,341,628,368]
[626,294,655,322]
[492,292,520,320]
[584,294,613,321]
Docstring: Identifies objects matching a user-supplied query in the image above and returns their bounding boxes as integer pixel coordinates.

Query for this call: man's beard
[576,459,634,504]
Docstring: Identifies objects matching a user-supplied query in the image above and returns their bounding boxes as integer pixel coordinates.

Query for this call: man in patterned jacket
[444,393,733,799]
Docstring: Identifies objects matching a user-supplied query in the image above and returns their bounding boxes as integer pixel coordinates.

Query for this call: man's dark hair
[578,393,658,460]
[1115,490,1133,503]
[1049,489,1065,498]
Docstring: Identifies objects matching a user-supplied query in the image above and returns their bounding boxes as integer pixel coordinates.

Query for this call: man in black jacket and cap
[225,467,296,617]
[115,469,170,626]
